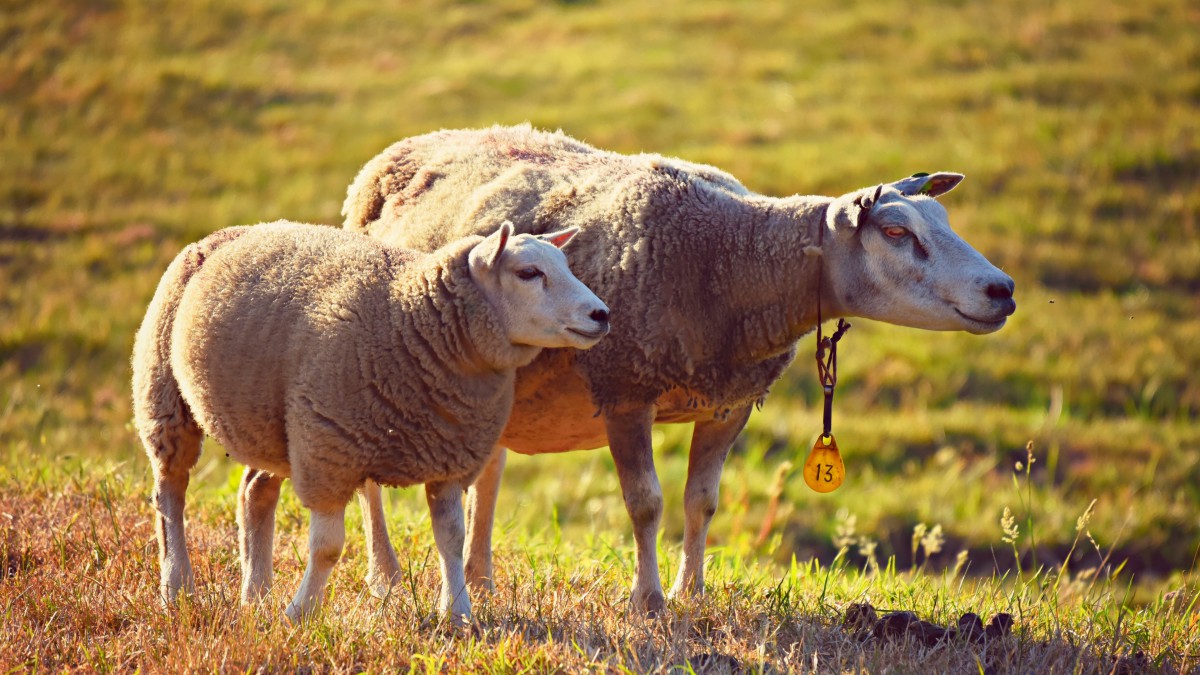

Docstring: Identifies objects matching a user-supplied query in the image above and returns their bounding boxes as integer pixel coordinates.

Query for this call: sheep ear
[852,184,883,228]
[890,172,964,198]
[484,221,514,267]
[539,226,579,250]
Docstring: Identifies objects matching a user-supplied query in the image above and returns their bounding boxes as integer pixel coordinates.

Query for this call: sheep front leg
[358,479,401,598]
[285,507,346,623]
[605,406,665,616]
[464,445,506,592]
[426,479,471,626]
[669,405,752,599]
[237,467,282,603]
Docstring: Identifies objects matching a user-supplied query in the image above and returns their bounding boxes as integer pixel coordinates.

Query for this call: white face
[469,223,610,349]
[828,182,1016,335]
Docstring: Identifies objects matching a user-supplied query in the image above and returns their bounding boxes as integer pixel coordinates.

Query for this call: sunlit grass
[3,449,1198,671]
[2,0,1198,669]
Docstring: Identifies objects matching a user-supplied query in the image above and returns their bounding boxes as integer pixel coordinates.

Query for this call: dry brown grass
[2,470,1189,673]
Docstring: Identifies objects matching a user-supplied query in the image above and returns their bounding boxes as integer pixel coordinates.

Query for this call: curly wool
[343,125,831,415]
[133,221,530,512]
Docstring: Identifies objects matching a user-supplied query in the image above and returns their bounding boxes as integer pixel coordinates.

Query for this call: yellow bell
[804,434,845,493]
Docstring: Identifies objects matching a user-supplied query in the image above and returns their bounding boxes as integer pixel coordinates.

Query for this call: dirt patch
[842,602,1013,648]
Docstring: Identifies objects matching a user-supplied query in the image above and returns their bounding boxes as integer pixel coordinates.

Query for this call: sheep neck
[620,193,834,414]
[721,195,833,365]
[385,244,536,379]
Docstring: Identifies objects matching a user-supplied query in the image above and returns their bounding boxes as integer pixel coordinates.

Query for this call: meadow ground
[2,0,1199,671]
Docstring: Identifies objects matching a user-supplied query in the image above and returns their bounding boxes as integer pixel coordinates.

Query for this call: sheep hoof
[445,611,473,630]
[284,601,315,625]
[467,577,496,595]
[632,589,666,618]
[428,610,476,635]
[667,577,705,601]
[158,579,193,608]
[465,564,496,594]
[364,572,397,600]
[241,580,271,605]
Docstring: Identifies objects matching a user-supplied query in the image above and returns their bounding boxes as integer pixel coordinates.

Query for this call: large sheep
[342,124,1017,614]
[131,219,609,623]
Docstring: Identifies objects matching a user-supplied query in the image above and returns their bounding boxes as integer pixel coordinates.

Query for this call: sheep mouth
[953,308,1008,332]
[567,327,608,340]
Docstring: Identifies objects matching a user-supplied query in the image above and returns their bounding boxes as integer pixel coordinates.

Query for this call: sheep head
[823,173,1016,335]
[468,221,611,350]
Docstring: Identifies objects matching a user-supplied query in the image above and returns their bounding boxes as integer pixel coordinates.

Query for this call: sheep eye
[515,267,544,281]
[882,226,908,239]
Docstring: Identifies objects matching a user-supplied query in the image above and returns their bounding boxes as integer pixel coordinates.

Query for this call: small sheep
[131,219,609,623]
[342,125,1017,614]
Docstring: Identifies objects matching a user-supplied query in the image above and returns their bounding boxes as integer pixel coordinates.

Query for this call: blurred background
[2,0,1197,597]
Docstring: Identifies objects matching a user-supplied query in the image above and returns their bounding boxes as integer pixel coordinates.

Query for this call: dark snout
[954,272,1016,334]
[985,275,1017,318]
[589,307,611,335]
[567,304,611,343]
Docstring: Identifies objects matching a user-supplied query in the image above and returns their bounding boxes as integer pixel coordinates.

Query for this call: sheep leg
[237,467,282,603]
[358,479,402,598]
[464,445,506,592]
[285,507,346,623]
[605,406,665,616]
[152,465,195,604]
[669,405,753,599]
[145,417,203,605]
[426,479,471,626]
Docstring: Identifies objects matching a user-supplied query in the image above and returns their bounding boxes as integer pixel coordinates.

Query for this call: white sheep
[131,219,609,623]
[342,124,1017,615]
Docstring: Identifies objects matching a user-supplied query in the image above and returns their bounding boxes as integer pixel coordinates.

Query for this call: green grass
[2,0,1199,670]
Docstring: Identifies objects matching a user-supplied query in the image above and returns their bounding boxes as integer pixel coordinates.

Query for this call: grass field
[2,0,1199,671]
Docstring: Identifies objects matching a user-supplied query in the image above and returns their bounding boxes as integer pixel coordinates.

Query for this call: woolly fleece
[132,221,531,513]
[343,124,830,427]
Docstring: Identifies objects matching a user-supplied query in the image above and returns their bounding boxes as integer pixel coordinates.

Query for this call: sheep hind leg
[358,479,401,598]
[605,406,666,617]
[285,507,346,623]
[464,445,506,592]
[153,465,196,605]
[145,416,203,605]
[426,479,471,626]
[669,405,752,600]
[237,467,282,603]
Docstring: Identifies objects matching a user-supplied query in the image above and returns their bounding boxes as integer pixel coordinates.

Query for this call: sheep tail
[131,227,249,474]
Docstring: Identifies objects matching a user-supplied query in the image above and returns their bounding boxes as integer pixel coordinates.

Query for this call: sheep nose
[590,308,610,324]
[986,278,1014,301]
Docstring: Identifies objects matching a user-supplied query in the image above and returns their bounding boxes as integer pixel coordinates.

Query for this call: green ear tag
[911,172,933,194]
